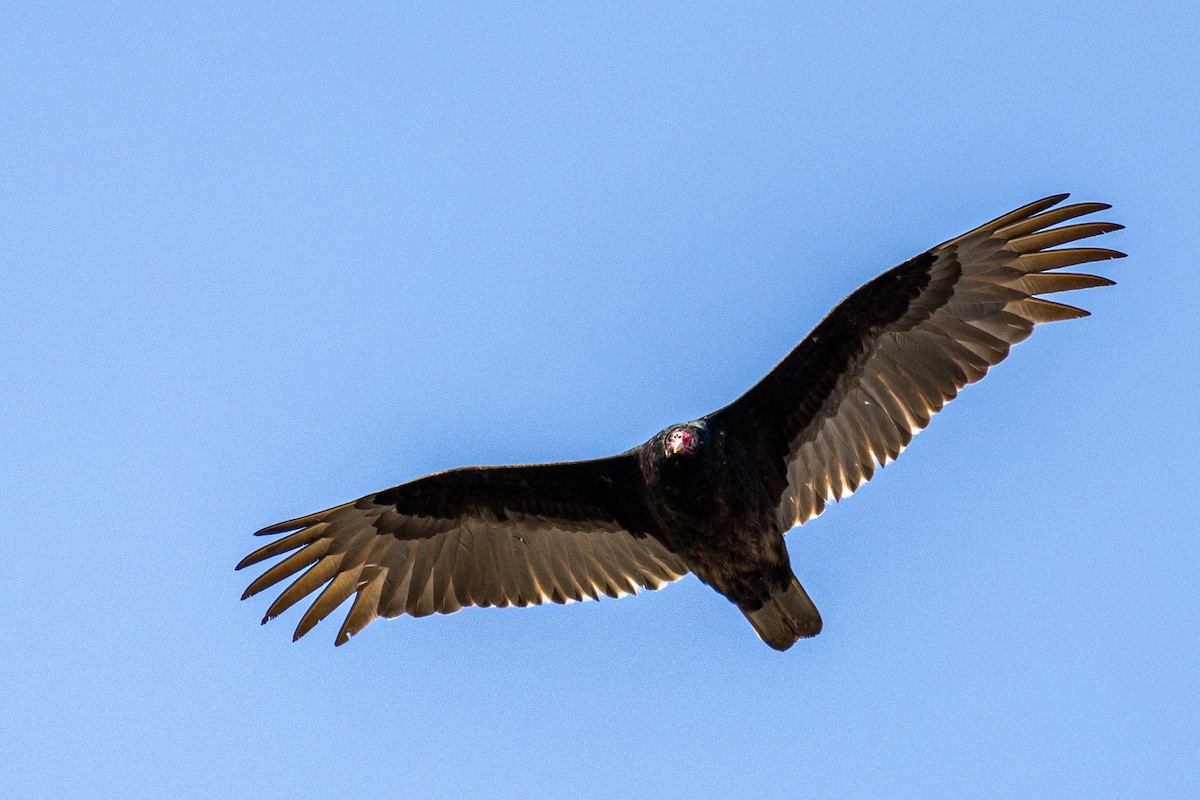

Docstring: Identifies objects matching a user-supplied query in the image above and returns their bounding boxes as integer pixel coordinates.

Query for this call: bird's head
[664,422,707,458]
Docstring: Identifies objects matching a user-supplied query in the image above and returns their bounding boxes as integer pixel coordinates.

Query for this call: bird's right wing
[237,454,688,645]
[708,194,1124,529]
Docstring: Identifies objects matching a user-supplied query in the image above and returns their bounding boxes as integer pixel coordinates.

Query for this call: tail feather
[743,576,822,651]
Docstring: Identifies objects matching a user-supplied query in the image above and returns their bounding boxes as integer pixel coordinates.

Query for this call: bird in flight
[238,194,1123,650]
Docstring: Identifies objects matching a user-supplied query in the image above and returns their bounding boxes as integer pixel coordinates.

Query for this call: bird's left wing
[707,194,1124,530]
[237,454,687,645]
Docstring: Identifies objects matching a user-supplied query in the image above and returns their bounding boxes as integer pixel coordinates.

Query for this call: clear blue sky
[3,3,1196,798]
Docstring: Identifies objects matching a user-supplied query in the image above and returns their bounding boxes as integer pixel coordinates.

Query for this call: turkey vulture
[238,194,1124,650]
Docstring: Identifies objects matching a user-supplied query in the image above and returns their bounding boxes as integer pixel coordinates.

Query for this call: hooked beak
[668,430,695,455]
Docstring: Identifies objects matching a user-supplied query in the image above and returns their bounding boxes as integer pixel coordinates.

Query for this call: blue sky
[3,3,1197,798]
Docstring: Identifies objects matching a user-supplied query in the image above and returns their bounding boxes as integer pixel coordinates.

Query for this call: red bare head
[666,427,699,456]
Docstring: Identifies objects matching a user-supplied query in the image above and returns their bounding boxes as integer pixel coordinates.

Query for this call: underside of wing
[709,194,1124,529]
[237,456,688,645]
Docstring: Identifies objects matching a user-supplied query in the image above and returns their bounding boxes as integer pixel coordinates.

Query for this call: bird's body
[238,194,1124,650]
[639,423,806,645]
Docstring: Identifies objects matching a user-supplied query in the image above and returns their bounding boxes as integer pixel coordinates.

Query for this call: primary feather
[239,194,1124,650]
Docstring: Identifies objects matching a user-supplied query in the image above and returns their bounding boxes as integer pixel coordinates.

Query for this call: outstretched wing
[237,454,688,645]
[707,194,1124,529]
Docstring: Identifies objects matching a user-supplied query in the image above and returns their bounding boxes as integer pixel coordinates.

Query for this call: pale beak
[669,431,694,455]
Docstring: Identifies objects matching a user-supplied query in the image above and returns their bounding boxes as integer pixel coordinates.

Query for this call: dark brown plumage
[238,194,1124,650]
